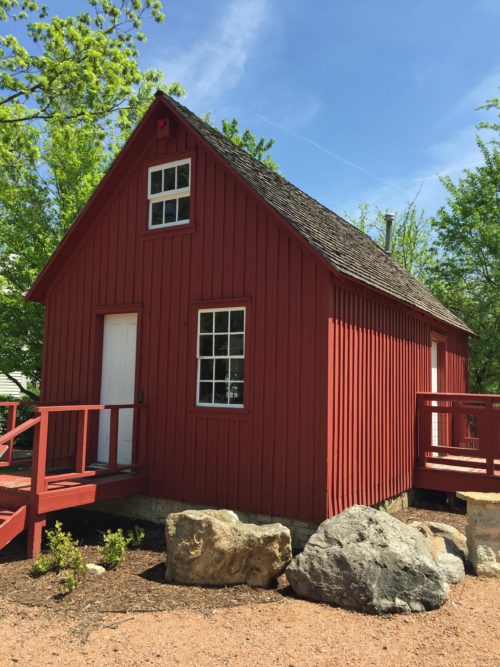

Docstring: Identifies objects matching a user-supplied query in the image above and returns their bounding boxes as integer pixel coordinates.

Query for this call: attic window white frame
[196,307,245,408]
[148,158,191,229]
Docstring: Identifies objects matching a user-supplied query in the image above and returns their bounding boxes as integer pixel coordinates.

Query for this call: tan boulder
[409,521,468,561]
[165,509,292,587]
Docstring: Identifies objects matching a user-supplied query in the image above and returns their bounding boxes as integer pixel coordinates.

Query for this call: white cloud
[161,0,271,109]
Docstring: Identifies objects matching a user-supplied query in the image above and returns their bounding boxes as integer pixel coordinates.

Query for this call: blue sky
[7,1,500,218]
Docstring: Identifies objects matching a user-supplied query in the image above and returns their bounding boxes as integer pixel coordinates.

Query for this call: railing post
[6,403,17,465]
[108,407,119,470]
[31,410,49,494]
[483,397,495,476]
[417,394,430,468]
[75,409,88,474]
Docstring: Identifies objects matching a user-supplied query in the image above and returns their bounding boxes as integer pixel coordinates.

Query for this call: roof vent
[383,212,395,253]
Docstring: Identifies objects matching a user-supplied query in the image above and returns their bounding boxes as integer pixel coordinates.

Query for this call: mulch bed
[0,505,468,618]
[0,509,285,616]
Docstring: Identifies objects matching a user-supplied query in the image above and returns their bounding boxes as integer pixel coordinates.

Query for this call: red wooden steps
[0,506,28,550]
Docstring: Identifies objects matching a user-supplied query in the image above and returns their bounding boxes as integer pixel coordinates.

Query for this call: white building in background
[0,372,27,397]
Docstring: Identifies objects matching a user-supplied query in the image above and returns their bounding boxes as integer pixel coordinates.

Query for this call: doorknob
[138,388,144,404]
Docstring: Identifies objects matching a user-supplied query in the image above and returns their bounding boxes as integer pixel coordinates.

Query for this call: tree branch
[2,371,38,400]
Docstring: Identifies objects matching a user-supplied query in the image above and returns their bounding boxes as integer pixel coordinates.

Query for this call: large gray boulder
[165,509,292,587]
[286,506,449,614]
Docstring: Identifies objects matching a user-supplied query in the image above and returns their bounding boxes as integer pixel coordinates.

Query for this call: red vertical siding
[327,278,468,515]
[38,110,469,526]
[41,118,331,524]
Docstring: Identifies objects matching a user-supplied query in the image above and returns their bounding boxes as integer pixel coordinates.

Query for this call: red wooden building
[1,93,498,555]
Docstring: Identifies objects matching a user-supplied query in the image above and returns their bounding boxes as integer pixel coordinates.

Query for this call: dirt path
[0,576,499,667]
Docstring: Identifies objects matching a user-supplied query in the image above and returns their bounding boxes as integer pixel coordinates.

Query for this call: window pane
[199,382,213,404]
[214,382,228,404]
[214,334,228,356]
[230,309,244,332]
[214,311,229,332]
[164,167,175,191]
[178,196,190,221]
[215,358,229,381]
[150,170,163,195]
[151,201,163,226]
[177,163,189,189]
[165,199,176,224]
[199,334,213,356]
[230,359,244,381]
[200,359,213,380]
[200,312,213,333]
[229,383,244,405]
[229,334,244,356]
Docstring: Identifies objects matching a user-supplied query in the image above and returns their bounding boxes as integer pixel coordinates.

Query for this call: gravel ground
[0,506,498,667]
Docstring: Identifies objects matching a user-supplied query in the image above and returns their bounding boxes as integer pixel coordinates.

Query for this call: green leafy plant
[126,525,145,549]
[61,570,78,595]
[30,553,54,577]
[30,521,86,594]
[98,528,129,569]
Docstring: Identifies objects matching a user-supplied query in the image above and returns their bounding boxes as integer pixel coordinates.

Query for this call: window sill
[188,405,250,419]
[139,222,196,239]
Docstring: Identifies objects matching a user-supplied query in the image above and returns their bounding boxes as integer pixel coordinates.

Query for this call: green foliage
[61,570,78,595]
[30,520,86,594]
[0,395,37,448]
[430,138,500,392]
[202,113,278,172]
[346,200,435,281]
[126,524,145,549]
[98,528,129,568]
[45,520,86,575]
[30,552,53,576]
[0,1,183,392]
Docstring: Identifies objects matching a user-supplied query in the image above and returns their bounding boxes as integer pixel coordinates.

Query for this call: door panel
[98,313,138,464]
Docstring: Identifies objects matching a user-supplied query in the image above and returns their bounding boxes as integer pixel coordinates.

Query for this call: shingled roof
[162,93,471,334]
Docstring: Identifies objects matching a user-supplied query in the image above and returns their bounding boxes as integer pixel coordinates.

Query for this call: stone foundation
[86,489,413,551]
[88,495,316,550]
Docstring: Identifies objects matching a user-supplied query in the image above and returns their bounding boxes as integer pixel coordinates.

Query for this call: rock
[165,509,292,587]
[286,505,449,614]
[457,492,500,578]
[435,552,465,584]
[409,521,468,561]
[86,563,106,575]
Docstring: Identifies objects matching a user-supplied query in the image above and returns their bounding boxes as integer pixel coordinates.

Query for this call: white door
[431,340,439,448]
[98,313,138,465]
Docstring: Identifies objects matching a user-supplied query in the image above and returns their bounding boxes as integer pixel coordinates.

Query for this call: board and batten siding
[327,279,467,516]
[40,115,331,524]
[37,105,469,526]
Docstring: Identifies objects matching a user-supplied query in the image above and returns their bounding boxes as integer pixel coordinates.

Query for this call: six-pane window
[148,158,191,228]
[197,308,245,407]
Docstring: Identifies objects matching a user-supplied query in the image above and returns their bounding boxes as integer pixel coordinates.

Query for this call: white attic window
[148,158,191,229]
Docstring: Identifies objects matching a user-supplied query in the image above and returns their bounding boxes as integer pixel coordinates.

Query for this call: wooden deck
[0,402,144,556]
[415,392,500,493]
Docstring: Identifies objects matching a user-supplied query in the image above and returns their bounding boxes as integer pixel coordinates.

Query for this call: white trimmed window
[148,158,191,228]
[197,307,245,407]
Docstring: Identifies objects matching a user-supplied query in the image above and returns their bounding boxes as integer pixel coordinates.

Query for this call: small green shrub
[126,525,145,549]
[30,521,85,594]
[30,553,54,577]
[46,520,86,576]
[98,528,129,569]
[61,570,78,595]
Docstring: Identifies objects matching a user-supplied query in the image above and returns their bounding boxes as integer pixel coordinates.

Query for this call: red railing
[0,402,142,491]
[417,392,500,476]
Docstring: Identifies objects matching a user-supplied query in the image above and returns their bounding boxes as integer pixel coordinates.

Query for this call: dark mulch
[0,509,285,615]
[393,505,467,534]
[0,505,468,618]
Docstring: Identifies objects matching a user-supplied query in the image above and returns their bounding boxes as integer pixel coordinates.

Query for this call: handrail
[0,403,143,484]
[417,392,499,476]
[0,417,41,448]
